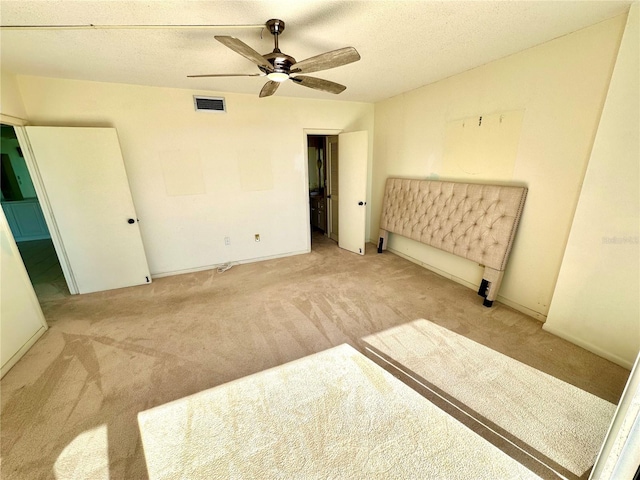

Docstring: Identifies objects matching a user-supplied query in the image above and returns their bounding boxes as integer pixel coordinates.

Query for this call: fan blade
[291,76,346,94]
[187,73,264,78]
[291,47,360,74]
[215,36,273,72]
[259,81,280,98]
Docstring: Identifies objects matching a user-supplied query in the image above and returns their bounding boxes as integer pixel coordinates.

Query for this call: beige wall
[0,71,28,120]
[545,5,639,368]
[371,14,627,320]
[16,76,374,275]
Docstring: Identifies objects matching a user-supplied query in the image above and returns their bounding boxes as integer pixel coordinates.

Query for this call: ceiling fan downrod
[263,19,295,82]
[266,18,285,53]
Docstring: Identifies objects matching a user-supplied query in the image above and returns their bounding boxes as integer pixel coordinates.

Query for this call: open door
[1,207,48,377]
[24,127,151,294]
[338,131,368,255]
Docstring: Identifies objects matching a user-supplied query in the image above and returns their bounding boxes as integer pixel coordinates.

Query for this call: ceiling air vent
[193,96,226,113]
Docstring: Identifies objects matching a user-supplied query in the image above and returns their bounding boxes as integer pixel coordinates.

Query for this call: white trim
[387,246,548,322]
[151,248,310,278]
[0,113,27,126]
[1,117,77,294]
[326,135,339,242]
[591,352,640,479]
[542,324,634,370]
[303,129,342,252]
[12,127,79,294]
[495,297,547,322]
[388,246,478,287]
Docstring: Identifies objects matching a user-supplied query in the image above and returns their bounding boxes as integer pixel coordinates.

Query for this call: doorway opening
[307,134,339,246]
[1,124,69,302]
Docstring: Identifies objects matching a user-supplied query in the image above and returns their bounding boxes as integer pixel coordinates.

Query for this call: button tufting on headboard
[378,178,527,306]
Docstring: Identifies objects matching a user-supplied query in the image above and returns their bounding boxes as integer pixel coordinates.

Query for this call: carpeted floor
[363,319,617,479]
[138,345,540,480]
[0,233,631,479]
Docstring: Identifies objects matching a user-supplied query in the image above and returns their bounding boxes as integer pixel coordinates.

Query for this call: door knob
[127,218,135,224]
[358,201,366,206]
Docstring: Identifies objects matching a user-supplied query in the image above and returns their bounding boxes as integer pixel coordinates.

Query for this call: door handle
[127,218,135,224]
[358,201,366,206]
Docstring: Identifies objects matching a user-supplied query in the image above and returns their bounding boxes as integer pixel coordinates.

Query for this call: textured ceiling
[0,0,632,103]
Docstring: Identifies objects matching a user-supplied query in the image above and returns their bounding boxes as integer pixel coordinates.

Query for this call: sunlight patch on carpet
[363,319,616,477]
[54,424,109,480]
[138,345,539,479]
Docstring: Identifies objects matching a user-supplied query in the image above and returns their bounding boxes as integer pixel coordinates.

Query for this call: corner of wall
[544,3,640,368]
[0,71,29,122]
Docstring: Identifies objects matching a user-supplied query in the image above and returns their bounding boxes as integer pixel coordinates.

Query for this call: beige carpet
[0,234,630,479]
[362,319,618,479]
[138,344,540,480]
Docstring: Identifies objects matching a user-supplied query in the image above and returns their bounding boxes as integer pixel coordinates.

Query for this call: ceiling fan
[188,19,361,98]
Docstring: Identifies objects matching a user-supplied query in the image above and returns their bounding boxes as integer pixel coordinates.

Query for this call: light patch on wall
[238,150,273,192]
[442,110,524,181]
[161,150,206,196]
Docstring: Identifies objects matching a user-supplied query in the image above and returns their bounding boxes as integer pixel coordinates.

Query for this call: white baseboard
[387,247,547,322]
[151,249,310,279]
[496,298,547,322]
[542,324,634,370]
[388,247,475,286]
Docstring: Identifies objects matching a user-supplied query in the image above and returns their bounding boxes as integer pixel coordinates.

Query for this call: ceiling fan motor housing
[261,51,296,76]
[262,19,294,76]
[194,17,359,97]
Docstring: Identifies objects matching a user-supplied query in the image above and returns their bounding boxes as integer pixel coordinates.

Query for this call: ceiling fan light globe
[267,72,289,82]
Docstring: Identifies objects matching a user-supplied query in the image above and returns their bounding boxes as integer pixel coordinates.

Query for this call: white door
[25,127,151,294]
[327,135,339,242]
[338,131,368,255]
[1,208,48,377]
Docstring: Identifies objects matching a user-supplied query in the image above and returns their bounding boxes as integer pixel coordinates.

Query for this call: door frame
[326,135,339,242]
[303,129,342,252]
[1,115,78,294]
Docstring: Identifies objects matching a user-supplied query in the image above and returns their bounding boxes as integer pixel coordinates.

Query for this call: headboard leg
[478,279,490,297]
[479,267,505,308]
[378,229,389,253]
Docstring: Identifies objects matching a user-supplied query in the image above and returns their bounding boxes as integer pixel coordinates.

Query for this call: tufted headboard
[378,178,527,307]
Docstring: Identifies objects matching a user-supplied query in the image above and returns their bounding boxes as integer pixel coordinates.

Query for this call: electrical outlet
[224,236,230,245]
[255,234,260,242]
